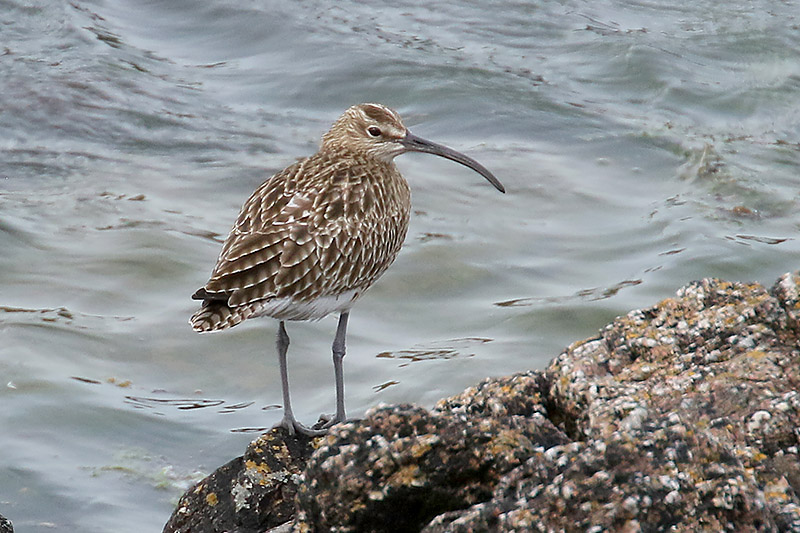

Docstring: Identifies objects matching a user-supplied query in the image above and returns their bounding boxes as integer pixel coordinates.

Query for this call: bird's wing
[197,157,403,308]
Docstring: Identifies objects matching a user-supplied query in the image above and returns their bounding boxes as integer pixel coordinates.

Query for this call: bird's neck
[317,146,397,172]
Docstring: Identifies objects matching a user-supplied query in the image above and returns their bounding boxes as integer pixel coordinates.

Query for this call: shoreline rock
[164,272,800,532]
[0,514,12,533]
[165,428,315,532]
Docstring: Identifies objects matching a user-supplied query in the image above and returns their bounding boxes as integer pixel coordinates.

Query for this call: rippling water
[2,0,799,530]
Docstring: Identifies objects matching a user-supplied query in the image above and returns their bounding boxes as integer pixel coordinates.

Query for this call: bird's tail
[190,300,253,332]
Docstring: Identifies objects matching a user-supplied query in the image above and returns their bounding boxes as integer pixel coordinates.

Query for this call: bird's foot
[318,412,349,429]
[276,414,328,437]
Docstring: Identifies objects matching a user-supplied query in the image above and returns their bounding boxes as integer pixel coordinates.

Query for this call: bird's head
[321,103,505,193]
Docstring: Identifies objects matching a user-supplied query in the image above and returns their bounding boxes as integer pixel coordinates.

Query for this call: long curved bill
[400,131,505,193]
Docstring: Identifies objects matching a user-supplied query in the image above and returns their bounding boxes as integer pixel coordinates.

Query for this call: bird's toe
[275,415,328,437]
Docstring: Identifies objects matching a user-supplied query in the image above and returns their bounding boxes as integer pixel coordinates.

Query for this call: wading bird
[191,103,504,435]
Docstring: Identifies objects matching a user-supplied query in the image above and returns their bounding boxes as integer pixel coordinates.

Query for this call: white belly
[248,289,362,321]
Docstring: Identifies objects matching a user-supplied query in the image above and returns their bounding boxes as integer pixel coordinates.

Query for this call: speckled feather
[191,105,412,331]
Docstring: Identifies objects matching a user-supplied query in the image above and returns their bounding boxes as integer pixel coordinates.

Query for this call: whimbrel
[191,103,504,436]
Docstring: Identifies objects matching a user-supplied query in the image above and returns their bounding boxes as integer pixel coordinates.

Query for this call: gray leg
[324,311,349,427]
[276,321,325,437]
[276,321,294,427]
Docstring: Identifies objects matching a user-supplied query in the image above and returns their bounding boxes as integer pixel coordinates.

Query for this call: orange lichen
[205,492,218,507]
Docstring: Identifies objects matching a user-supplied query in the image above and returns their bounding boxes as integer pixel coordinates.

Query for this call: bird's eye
[367,126,382,137]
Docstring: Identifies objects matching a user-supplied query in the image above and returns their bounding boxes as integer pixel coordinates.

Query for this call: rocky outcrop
[164,429,315,532]
[164,272,800,532]
[295,377,568,532]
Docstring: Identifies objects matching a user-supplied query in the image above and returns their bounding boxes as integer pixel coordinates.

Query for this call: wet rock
[165,272,800,532]
[163,427,316,532]
[774,271,800,333]
[423,419,775,532]
[427,275,800,532]
[294,375,568,532]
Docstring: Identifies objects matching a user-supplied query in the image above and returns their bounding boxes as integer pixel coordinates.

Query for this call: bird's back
[191,150,411,331]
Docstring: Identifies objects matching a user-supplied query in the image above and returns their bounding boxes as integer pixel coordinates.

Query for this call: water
[1,0,798,530]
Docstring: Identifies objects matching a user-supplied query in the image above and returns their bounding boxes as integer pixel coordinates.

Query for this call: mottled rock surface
[295,375,568,532]
[164,272,800,532]
[163,428,315,532]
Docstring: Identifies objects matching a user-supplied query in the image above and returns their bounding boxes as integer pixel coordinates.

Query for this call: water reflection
[495,279,644,308]
[730,235,790,246]
[376,337,491,367]
[0,305,134,327]
[372,380,400,392]
[125,396,225,411]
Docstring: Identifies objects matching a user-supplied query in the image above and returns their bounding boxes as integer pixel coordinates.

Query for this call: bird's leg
[322,311,349,428]
[275,321,326,437]
[276,321,295,429]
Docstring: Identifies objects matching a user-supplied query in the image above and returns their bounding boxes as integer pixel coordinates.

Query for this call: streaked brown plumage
[191,111,412,328]
[191,103,504,435]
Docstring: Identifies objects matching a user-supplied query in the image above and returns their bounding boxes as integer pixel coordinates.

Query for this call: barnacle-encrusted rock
[165,272,800,533]
[163,427,315,532]
[424,274,800,532]
[423,419,775,532]
[294,374,568,532]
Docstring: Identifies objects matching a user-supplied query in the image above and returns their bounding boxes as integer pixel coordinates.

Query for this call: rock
[426,275,800,532]
[0,514,12,533]
[422,417,775,532]
[164,272,800,532]
[163,427,316,532]
[294,373,568,532]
